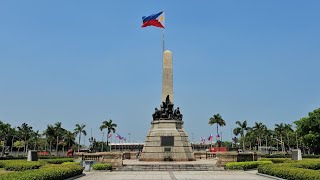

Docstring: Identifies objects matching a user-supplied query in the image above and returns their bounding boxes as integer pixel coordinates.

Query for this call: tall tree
[74,124,87,152]
[233,120,249,151]
[0,121,14,157]
[17,123,33,154]
[253,122,267,150]
[284,124,293,149]
[99,119,117,151]
[43,125,55,153]
[275,123,285,152]
[31,130,41,150]
[295,108,320,154]
[64,131,75,149]
[53,122,65,156]
[208,114,226,142]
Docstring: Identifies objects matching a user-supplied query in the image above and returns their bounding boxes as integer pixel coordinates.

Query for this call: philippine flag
[141,11,165,28]
[208,133,213,141]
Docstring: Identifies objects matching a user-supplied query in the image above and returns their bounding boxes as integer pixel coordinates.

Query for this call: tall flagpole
[162,29,165,53]
[162,10,165,53]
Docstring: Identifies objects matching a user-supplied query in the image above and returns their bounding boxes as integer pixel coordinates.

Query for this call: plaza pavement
[78,170,272,180]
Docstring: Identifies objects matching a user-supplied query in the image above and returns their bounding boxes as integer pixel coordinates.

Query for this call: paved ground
[79,170,272,180]
[123,159,217,165]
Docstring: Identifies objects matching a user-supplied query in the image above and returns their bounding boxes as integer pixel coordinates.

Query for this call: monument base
[140,119,195,161]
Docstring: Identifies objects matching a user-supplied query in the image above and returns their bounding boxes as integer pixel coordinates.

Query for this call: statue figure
[152,108,160,120]
[152,95,183,121]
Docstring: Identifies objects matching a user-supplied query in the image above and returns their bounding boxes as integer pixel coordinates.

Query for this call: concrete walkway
[79,170,272,180]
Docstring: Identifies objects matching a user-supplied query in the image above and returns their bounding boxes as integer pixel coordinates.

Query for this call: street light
[88,137,96,153]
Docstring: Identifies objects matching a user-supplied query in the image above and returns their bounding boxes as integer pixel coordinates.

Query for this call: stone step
[116,164,223,171]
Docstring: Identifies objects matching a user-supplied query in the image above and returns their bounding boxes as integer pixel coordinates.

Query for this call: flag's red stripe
[141,20,164,28]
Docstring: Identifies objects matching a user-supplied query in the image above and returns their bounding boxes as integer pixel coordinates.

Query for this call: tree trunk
[56,136,59,156]
[242,137,245,151]
[1,139,6,157]
[78,134,81,152]
[49,141,52,155]
[280,135,284,152]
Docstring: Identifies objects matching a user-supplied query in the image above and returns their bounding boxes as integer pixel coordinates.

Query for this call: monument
[140,50,195,161]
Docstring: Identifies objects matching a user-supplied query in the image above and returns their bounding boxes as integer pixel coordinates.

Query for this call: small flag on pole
[108,133,112,138]
[208,133,213,141]
[216,133,220,138]
[142,11,165,28]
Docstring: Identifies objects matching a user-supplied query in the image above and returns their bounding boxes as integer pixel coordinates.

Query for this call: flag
[208,133,213,141]
[216,133,220,138]
[108,133,112,138]
[142,11,165,28]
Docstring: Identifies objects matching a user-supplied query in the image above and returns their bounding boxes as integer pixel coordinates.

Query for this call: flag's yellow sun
[159,16,164,22]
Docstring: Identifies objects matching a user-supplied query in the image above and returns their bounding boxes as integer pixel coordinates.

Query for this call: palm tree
[0,121,14,157]
[74,124,87,152]
[284,124,293,150]
[233,120,249,151]
[253,122,267,151]
[99,119,117,151]
[17,123,33,154]
[31,130,41,150]
[53,122,65,156]
[64,131,75,149]
[43,125,55,153]
[275,123,285,152]
[208,114,226,143]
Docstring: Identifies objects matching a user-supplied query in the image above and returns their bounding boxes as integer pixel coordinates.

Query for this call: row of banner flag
[108,133,126,141]
[200,133,221,143]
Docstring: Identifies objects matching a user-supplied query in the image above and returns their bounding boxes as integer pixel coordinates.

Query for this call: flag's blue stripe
[142,11,163,22]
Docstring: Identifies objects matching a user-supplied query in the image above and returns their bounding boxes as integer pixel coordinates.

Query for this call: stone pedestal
[140,119,195,161]
[292,149,302,160]
[27,150,38,161]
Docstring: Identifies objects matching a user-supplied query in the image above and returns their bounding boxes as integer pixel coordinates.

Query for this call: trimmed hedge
[0,164,83,180]
[258,163,320,180]
[92,163,112,170]
[225,161,272,170]
[3,161,42,171]
[258,158,293,163]
[44,158,74,164]
[62,162,80,165]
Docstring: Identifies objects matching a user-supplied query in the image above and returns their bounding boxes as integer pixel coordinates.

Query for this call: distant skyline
[1,1,319,145]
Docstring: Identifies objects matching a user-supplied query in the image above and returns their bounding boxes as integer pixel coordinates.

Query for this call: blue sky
[1,1,319,145]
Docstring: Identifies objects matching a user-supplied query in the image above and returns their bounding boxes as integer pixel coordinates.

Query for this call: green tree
[13,141,25,155]
[0,121,15,157]
[74,124,87,152]
[99,119,117,151]
[43,125,55,153]
[233,120,248,151]
[31,130,41,150]
[275,123,285,152]
[253,122,267,150]
[295,108,320,154]
[63,130,75,149]
[208,114,226,142]
[283,124,293,149]
[17,123,33,154]
[53,122,65,156]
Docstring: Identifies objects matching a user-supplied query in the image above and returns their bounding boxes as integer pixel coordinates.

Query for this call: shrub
[258,163,320,180]
[92,163,112,170]
[0,164,83,180]
[3,161,42,171]
[225,161,272,170]
[62,162,80,165]
[44,158,74,164]
[302,155,320,159]
[38,156,72,159]
[261,154,290,158]
[258,158,293,163]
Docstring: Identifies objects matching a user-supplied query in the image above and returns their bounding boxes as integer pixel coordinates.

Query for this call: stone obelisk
[140,50,195,161]
[162,50,173,103]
